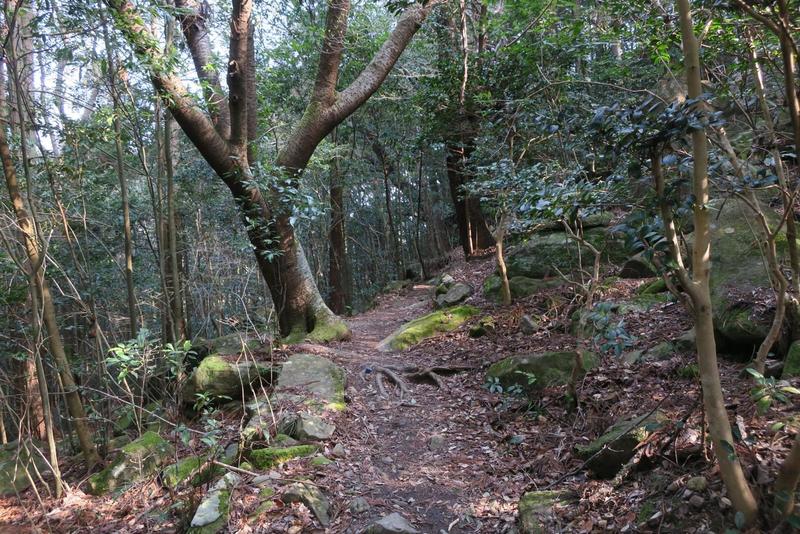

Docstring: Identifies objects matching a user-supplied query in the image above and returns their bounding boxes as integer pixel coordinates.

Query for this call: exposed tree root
[360,364,474,400]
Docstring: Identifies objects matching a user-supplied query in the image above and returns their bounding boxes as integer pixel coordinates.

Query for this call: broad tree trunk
[446,139,494,257]
[328,141,352,314]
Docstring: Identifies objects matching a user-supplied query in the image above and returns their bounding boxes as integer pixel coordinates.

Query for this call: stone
[483,275,563,301]
[184,354,277,401]
[685,476,708,492]
[504,227,629,280]
[365,512,420,534]
[274,353,347,412]
[247,444,320,469]
[783,340,800,379]
[520,315,538,335]
[187,472,240,533]
[434,283,473,308]
[518,490,573,534]
[486,351,599,398]
[278,412,335,441]
[310,455,333,466]
[282,482,330,527]
[637,278,668,294]
[349,496,370,514]
[673,329,696,352]
[161,455,210,489]
[331,443,346,458]
[428,434,446,451]
[642,342,675,362]
[0,440,48,496]
[688,494,705,509]
[377,306,479,351]
[575,412,666,478]
[469,316,496,338]
[619,254,657,279]
[87,431,175,495]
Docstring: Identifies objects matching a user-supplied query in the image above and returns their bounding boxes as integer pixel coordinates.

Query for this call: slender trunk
[446,139,494,257]
[328,134,351,314]
[414,156,430,280]
[496,227,511,305]
[165,112,185,341]
[775,433,800,517]
[676,0,758,522]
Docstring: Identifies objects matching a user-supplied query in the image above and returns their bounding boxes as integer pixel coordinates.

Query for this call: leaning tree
[108,0,441,341]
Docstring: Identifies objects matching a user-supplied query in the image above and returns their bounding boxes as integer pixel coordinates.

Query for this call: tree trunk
[328,137,352,314]
[676,0,758,523]
[446,140,494,257]
[164,112,185,342]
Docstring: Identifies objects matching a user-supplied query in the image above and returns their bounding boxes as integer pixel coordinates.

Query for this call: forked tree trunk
[111,0,438,341]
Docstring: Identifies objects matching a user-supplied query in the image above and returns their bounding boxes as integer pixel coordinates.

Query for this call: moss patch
[247,445,320,469]
[161,455,212,489]
[486,351,599,397]
[377,305,479,351]
[87,431,174,495]
[518,490,573,534]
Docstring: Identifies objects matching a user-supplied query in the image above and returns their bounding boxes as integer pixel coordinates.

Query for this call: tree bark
[328,131,351,314]
[446,139,494,257]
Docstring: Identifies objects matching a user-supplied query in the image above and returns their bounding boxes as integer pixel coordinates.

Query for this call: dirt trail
[289,284,516,533]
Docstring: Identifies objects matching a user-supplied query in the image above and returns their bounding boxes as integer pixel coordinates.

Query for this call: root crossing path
[289,284,522,533]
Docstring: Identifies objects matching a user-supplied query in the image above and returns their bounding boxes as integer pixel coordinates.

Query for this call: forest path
[290,282,511,533]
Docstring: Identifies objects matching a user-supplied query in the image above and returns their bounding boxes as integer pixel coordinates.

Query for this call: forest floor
[2,252,799,533]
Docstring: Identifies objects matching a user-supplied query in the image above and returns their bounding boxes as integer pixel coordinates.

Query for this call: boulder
[469,316,496,338]
[365,512,420,534]
[282,482,330,527]
[0,440,48,496]
[273,353,346,411]
[434,282,473,308]
[575,411,666,478]
[161,454,211,489]
[277,412,335,441]
[247,444,320,469]
[486,351,598,397]
[377,305,479,351]
[520,315,539,335]
[484,275,564,301]
[187,472,240,533]
[518,490,573,534]
[706,198,792,356]
[184,354,277,401]
[87,431,174,495]
[783,340,800,379]
[505,228,629,280]
[619,254,657,279]
[637,278,668,295]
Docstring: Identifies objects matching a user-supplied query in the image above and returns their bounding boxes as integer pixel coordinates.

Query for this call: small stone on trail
[331,443,346,458]
[365,512,420,534]
[428,434,446,450]
[688,494,705,509]
[349,496,370,514]
[685,476,707,492]
[520,315,538,335]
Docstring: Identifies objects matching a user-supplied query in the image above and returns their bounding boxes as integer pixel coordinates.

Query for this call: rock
[520,315,538,335]
[505,227,628,280]
[161,455,211,489]
[705,198,791,356]
[575,412,666,478]
[637,278,668,294]
[518,490,573,534]
[483,275,563,301]
[272,433,299,446]
[686,476,708,492]
[642,341,675,362]
[688,494,705,509]
[365,512,419,534]
[428,434,446,451]
[486,351,599,397]
[619,254,657,279]
[282,482,330,527]
[184,354,277,401]
[331,443,346,458]
[187,472,240,533]
[432,273,455,288]
[469,317,496,338]
[310,455,333,466]
[247,444,320,469]
[87,431,174,495]
[278,412,335,441]
[673,329,696,352]
[434,283,473,308]
[0,440,48,496]
[349,496,370,514]
[783,340,800,379]
[377,306,479,351]
[385,280,413,292]
[274,353,347,411]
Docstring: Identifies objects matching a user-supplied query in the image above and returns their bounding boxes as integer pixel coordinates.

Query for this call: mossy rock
[483,275,564,301]
[184,355,278,401]
[575,411,666,478]
[274,353,347,412]
[87,431,174,495]
[783,340,800,379]
[247,445,320,470]
[469,316,496,338]
[310,455,333,467]
[518,490,574,534]
[377,305,479,351]
[0,440,48,496]
[505,227,629,280]
[486,351,598,397]
[161,455,212,489]
[637,278,668,295]
[706,198,793,356]
[187,472,240,534]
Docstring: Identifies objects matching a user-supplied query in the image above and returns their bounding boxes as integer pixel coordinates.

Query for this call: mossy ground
[378,305,479,351]
[247,445,320,469]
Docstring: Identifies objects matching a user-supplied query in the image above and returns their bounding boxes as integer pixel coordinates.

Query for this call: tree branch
[312,0,350,107]
[227,0,252,150]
